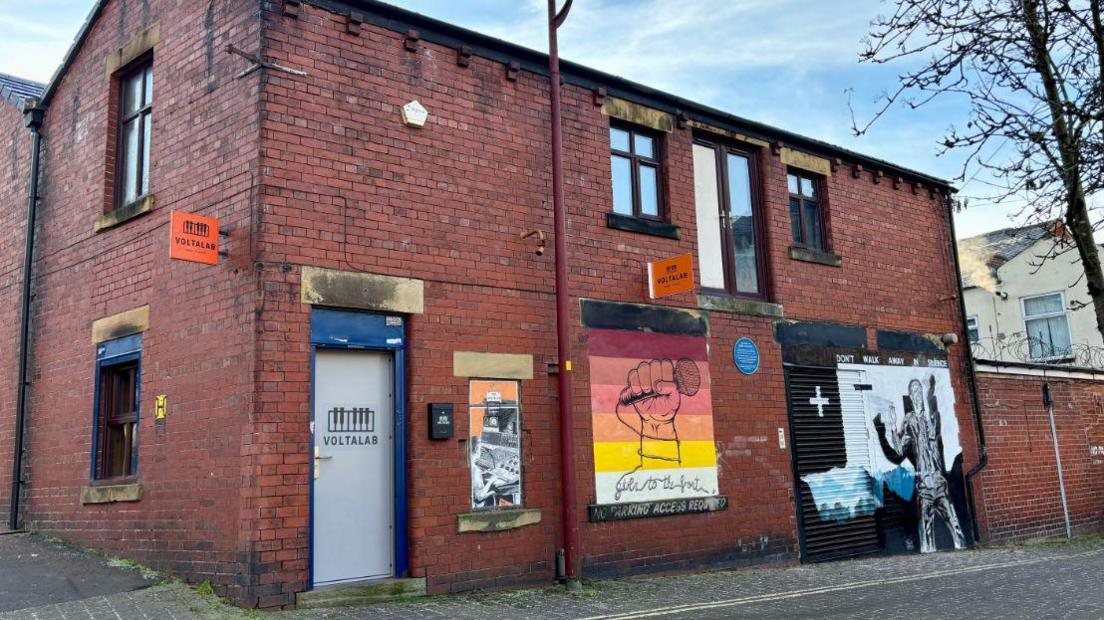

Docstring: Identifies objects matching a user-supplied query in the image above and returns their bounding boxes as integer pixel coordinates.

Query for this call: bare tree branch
[857,0,1104,342]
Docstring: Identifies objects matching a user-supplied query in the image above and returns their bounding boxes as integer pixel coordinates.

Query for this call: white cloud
[404,0,962,173]
[473,0,879,85]
[0,1,89,83]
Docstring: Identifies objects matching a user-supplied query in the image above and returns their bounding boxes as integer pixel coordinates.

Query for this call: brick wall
[975,369,1104,542]
[6,0,267,606]
[4,0,983,608]
[0,99,32,524]
[254,0,976,601]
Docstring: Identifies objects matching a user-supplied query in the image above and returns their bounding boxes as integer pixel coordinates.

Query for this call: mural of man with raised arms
[875,374,966,553]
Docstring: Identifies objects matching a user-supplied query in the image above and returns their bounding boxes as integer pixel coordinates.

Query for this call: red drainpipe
[547,0,579,582]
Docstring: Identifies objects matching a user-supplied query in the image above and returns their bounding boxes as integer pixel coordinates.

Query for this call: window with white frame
[966,315,980,343]
[1022,292,1072,360]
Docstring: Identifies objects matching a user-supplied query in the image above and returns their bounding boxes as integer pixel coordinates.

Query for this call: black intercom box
[428,403,453,440]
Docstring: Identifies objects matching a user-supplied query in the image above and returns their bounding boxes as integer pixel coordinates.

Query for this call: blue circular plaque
[733,337,760,375]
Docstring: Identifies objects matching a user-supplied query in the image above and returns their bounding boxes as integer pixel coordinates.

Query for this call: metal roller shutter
[787,366,880,562]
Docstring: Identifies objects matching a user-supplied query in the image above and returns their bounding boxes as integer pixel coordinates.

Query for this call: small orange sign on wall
[169,210,220,266]
[647,253,694,300]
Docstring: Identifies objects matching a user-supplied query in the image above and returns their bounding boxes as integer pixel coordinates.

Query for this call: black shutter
[786,366,880,562]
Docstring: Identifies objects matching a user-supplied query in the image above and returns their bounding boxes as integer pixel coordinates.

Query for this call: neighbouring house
[958,225,1104,545]
[0,73,45,109]
[959,223,1104,365]
[1,0,989,609]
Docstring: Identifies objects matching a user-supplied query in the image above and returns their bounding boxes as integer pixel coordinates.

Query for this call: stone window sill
[94,195,155,233]
[698,294,783,318]
[457,508,541,533]
[606,212,680,240]
[81,482,142,504]
[789,246,841,267]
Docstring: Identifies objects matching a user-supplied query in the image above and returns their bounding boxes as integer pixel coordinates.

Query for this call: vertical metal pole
[548,0,579,582]
[10,103,44,531]
[947,194,987,544]
[1042,382,1072,540]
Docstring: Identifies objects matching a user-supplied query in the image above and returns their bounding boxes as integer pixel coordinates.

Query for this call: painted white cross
[809,386,829,417]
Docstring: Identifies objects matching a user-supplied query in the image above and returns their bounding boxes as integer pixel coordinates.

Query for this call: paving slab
[0,533,159,614]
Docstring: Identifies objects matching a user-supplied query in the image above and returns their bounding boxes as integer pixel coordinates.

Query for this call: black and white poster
[469,380,522,510]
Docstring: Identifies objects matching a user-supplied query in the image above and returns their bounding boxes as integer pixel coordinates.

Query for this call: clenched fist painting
[588,328,719,505]
[615,358,701,465]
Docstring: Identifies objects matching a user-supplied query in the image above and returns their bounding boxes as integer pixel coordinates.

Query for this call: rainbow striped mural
[587,328,719,505]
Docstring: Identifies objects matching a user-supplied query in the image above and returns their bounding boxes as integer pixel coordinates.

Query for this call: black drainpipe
[9,101,44,531]
[945,195,988,544]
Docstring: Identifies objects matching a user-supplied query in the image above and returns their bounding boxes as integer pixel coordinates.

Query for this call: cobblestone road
[5,536,1103,619]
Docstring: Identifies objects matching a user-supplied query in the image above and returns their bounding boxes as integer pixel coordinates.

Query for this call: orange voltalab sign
[169,210,220,265]
[647,253,694,300]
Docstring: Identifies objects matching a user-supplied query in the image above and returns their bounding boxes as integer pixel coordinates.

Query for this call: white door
[313,349,394,586]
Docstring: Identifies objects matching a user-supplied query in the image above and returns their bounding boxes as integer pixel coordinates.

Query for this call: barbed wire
[970,336,1104,369]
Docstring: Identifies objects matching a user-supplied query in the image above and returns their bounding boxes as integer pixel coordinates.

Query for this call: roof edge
[956,222,1054,245]
[34,0,954,190]
[36,0,108,108]
[0,73,45,109]
[320,0,954,189]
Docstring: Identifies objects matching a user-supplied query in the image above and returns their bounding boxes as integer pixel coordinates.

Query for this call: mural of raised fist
[616,357,701,467]
[620,359,682,426]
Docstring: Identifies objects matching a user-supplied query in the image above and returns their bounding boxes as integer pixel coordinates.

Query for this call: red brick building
[2,0,985,608]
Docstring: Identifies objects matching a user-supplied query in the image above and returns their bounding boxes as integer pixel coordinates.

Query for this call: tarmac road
[3,533,1102,619]
[574,546,1104,620]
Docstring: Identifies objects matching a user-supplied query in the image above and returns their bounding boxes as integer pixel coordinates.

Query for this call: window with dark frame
[96,359,139,480]
[115,58,153,210]
[787,171,826,251]
[609,124,663,220]
[692,139,766,298]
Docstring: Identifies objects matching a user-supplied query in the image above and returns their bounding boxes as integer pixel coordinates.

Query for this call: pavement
[2,533,1103,619]
[0,532,158,614]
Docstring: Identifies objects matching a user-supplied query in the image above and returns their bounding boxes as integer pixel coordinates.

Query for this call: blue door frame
[308,308,408,586]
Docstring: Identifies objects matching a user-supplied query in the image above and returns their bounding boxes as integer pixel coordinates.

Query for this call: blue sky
[0,0,1012,237]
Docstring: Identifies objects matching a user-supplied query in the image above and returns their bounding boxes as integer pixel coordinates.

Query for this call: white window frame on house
[966,315,980,343]
[1020,291,1073,361]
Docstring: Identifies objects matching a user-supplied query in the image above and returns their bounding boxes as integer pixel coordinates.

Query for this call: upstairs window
[693,139,766,297]
[788,171,826,251]
[609,125,663,220]
[115,59,153,209]
[1022,292,1072,360]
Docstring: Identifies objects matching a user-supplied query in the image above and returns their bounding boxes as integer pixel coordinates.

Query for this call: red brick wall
[7,0,266,605]
[4,0,982,607]
[0,99,32,523]
[976,369,1104,542]
[255,1,977,600]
